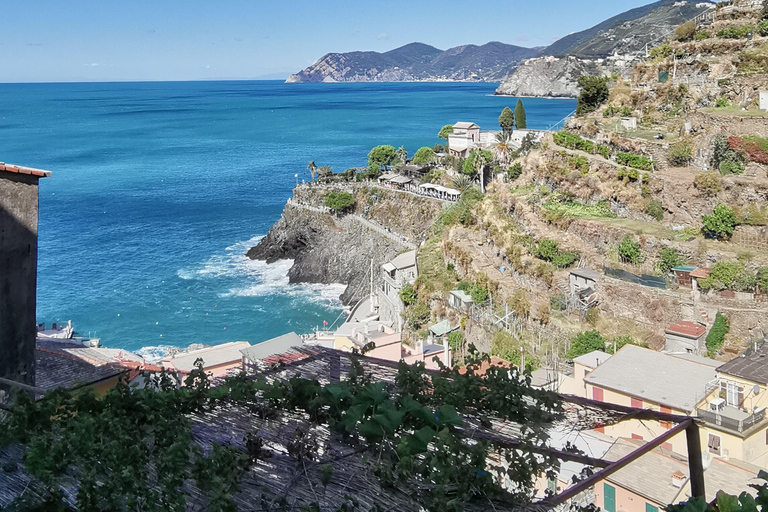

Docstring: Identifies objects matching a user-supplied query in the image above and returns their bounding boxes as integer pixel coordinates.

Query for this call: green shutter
[646,503,659,512]
[604,483,616,512]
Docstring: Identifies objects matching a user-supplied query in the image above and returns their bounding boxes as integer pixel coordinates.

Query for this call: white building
[376,251,418,331]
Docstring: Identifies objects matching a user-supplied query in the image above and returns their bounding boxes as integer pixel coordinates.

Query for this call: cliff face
[495,57,614,98]
[247,184,443,305]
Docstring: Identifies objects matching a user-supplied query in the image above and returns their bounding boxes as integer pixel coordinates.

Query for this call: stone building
[0,163,50,397]
[375,250,417,331]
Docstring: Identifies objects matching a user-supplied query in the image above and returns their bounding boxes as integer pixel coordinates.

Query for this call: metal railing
[697,407,766,433]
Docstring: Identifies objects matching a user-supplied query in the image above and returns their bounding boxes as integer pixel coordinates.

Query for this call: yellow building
[583,345,768,468]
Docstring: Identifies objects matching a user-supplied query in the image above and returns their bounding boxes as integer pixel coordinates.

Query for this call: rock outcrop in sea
[247,184,443,306]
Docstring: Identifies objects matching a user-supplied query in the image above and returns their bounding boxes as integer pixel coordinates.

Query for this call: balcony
[697,405,766,434]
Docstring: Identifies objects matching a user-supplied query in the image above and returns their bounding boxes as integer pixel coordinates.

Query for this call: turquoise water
[0,81,575,355]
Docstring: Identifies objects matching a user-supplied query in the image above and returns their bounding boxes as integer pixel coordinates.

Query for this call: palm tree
[396,146,408,165]
[495,132,512,167]
[452,174,472,192]
[307,161,317,181]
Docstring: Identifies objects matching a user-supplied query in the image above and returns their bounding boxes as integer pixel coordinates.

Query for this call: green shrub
[469,283,489,305]
[641,172,650,184]
[576,75,610,116]
[550,294,567,311]
[717,25,754,39]
[698,261,746,291]
[552,252,578,268]
[649,42,672,61]
[702,204,738,240]
[705,313,729,353]
[399,283,417,306]
[668,139,693,167]
[719,160,745,175]
[447,331,464,351]
[536,238,559,261]
[757,268,768,291]
[694,171,722,194]
[324,192,356,211]
[759,20,768,36]
[673,21,697,41]
[412,147,436,165]
[566,330,607,359]
[715,96,730,108]
[619,106,633,117]
[658,247,685,275]
[617,152,653,171]
[693,31,709,41]
[647,200,664,221]
[404,302,431,329]
[507,162,523,181]
[618,236,642,265]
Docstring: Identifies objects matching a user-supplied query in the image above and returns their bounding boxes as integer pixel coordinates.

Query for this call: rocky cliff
[247,184,443,305]
[494,56,616,98]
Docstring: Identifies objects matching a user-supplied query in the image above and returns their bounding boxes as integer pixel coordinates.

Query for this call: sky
[2,0,662,82]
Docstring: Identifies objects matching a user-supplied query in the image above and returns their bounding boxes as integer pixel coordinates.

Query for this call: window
[721,381,744,407]
[592,387,604,402]
[631,397,643,409]
[708,433,721,456]
[646,504,659,512]
[604,483,616,512]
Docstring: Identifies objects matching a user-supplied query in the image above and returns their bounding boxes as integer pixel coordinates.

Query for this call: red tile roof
[0,162,51,178]
[666,321,707,339]
[458,356,512,376]
[690,267,710,279]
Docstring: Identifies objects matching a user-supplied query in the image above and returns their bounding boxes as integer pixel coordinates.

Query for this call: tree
[307,160,317,181]
[537,239,559,262]
[566,330,607,359]
[324,191,356,212]
[495,132,512,166]
[507,162,523,181]
[412,147,436,165]
[705,312,729,353]
[498,107,515,134]
[451,174,472,192]
[447,331,464,351]
[514,99,527,129]
[510,289,530,319]
[702,204,738,240]
[576,75,610,116]
[368,145,397,171]
[318,165,333,179]
[438,124,453,140]
[399,283,417,306]
[396,146,408,165]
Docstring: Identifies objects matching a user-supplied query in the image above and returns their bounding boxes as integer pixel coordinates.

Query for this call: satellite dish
[754,385,761,395]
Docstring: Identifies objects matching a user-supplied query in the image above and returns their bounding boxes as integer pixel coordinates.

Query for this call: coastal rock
[495,56,613,99]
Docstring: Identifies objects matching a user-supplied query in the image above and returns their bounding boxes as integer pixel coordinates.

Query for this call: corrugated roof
[240,333,303,363]
[163,341,250,372]
[0,162,51,178]
[585,345,718,412]
[666,321,707,339]
[450,290,473,303]
[429,320,453,337]
[690,267,710,279]
[718,344,768,385]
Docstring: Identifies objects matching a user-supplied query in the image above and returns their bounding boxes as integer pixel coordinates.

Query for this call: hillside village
[3,0,768,510]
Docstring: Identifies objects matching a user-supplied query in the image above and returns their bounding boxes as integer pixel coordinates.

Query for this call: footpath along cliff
[247,183,444,305]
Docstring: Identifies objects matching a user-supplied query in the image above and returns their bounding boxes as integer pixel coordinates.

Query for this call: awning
[390,175,412,184]
[382,262,396,273]
[429,319,453,337]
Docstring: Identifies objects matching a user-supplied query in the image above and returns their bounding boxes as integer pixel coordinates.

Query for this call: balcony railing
[697,407,766,434]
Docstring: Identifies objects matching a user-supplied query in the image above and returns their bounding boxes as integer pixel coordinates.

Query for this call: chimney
[671,471,686,488]
[0,164,49,397]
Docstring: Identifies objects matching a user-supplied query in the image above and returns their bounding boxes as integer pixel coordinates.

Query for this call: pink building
[162,341,251,380]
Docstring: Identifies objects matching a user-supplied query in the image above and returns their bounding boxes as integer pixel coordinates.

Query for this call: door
[604,483,616,512]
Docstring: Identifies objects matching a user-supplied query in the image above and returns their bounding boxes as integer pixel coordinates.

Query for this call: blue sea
[0,81,575,356]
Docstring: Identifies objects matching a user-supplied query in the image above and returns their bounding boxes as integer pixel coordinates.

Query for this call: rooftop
[388,250,417,270]
[690,267,710,279]
[573,350,612,369]
[453,122,479,130]
[0,162,51,178]
[450,289,473,303]
[429,319,453,337]
[673,266,697,273]
[718,344,768,385]
[35,348,126,395]
[666,321,707,340]
[585,345,719,412]
[603,438,761,505]
[240,333,304,364]
[162,341,251,372]
[570,268,601,281]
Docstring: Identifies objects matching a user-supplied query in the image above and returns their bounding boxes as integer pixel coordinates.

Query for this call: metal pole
[686,422,706,500]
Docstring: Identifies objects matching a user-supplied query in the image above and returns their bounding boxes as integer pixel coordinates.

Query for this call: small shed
[449,290,474,312]
[620,117,637,131]
[569,268,600,296]
[429,319,454,339]
[673,265,697,287]
[760,91,768,112]
[665,321,708,355]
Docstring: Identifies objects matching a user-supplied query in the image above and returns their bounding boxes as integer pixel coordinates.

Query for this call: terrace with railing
[697,405,766,435]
